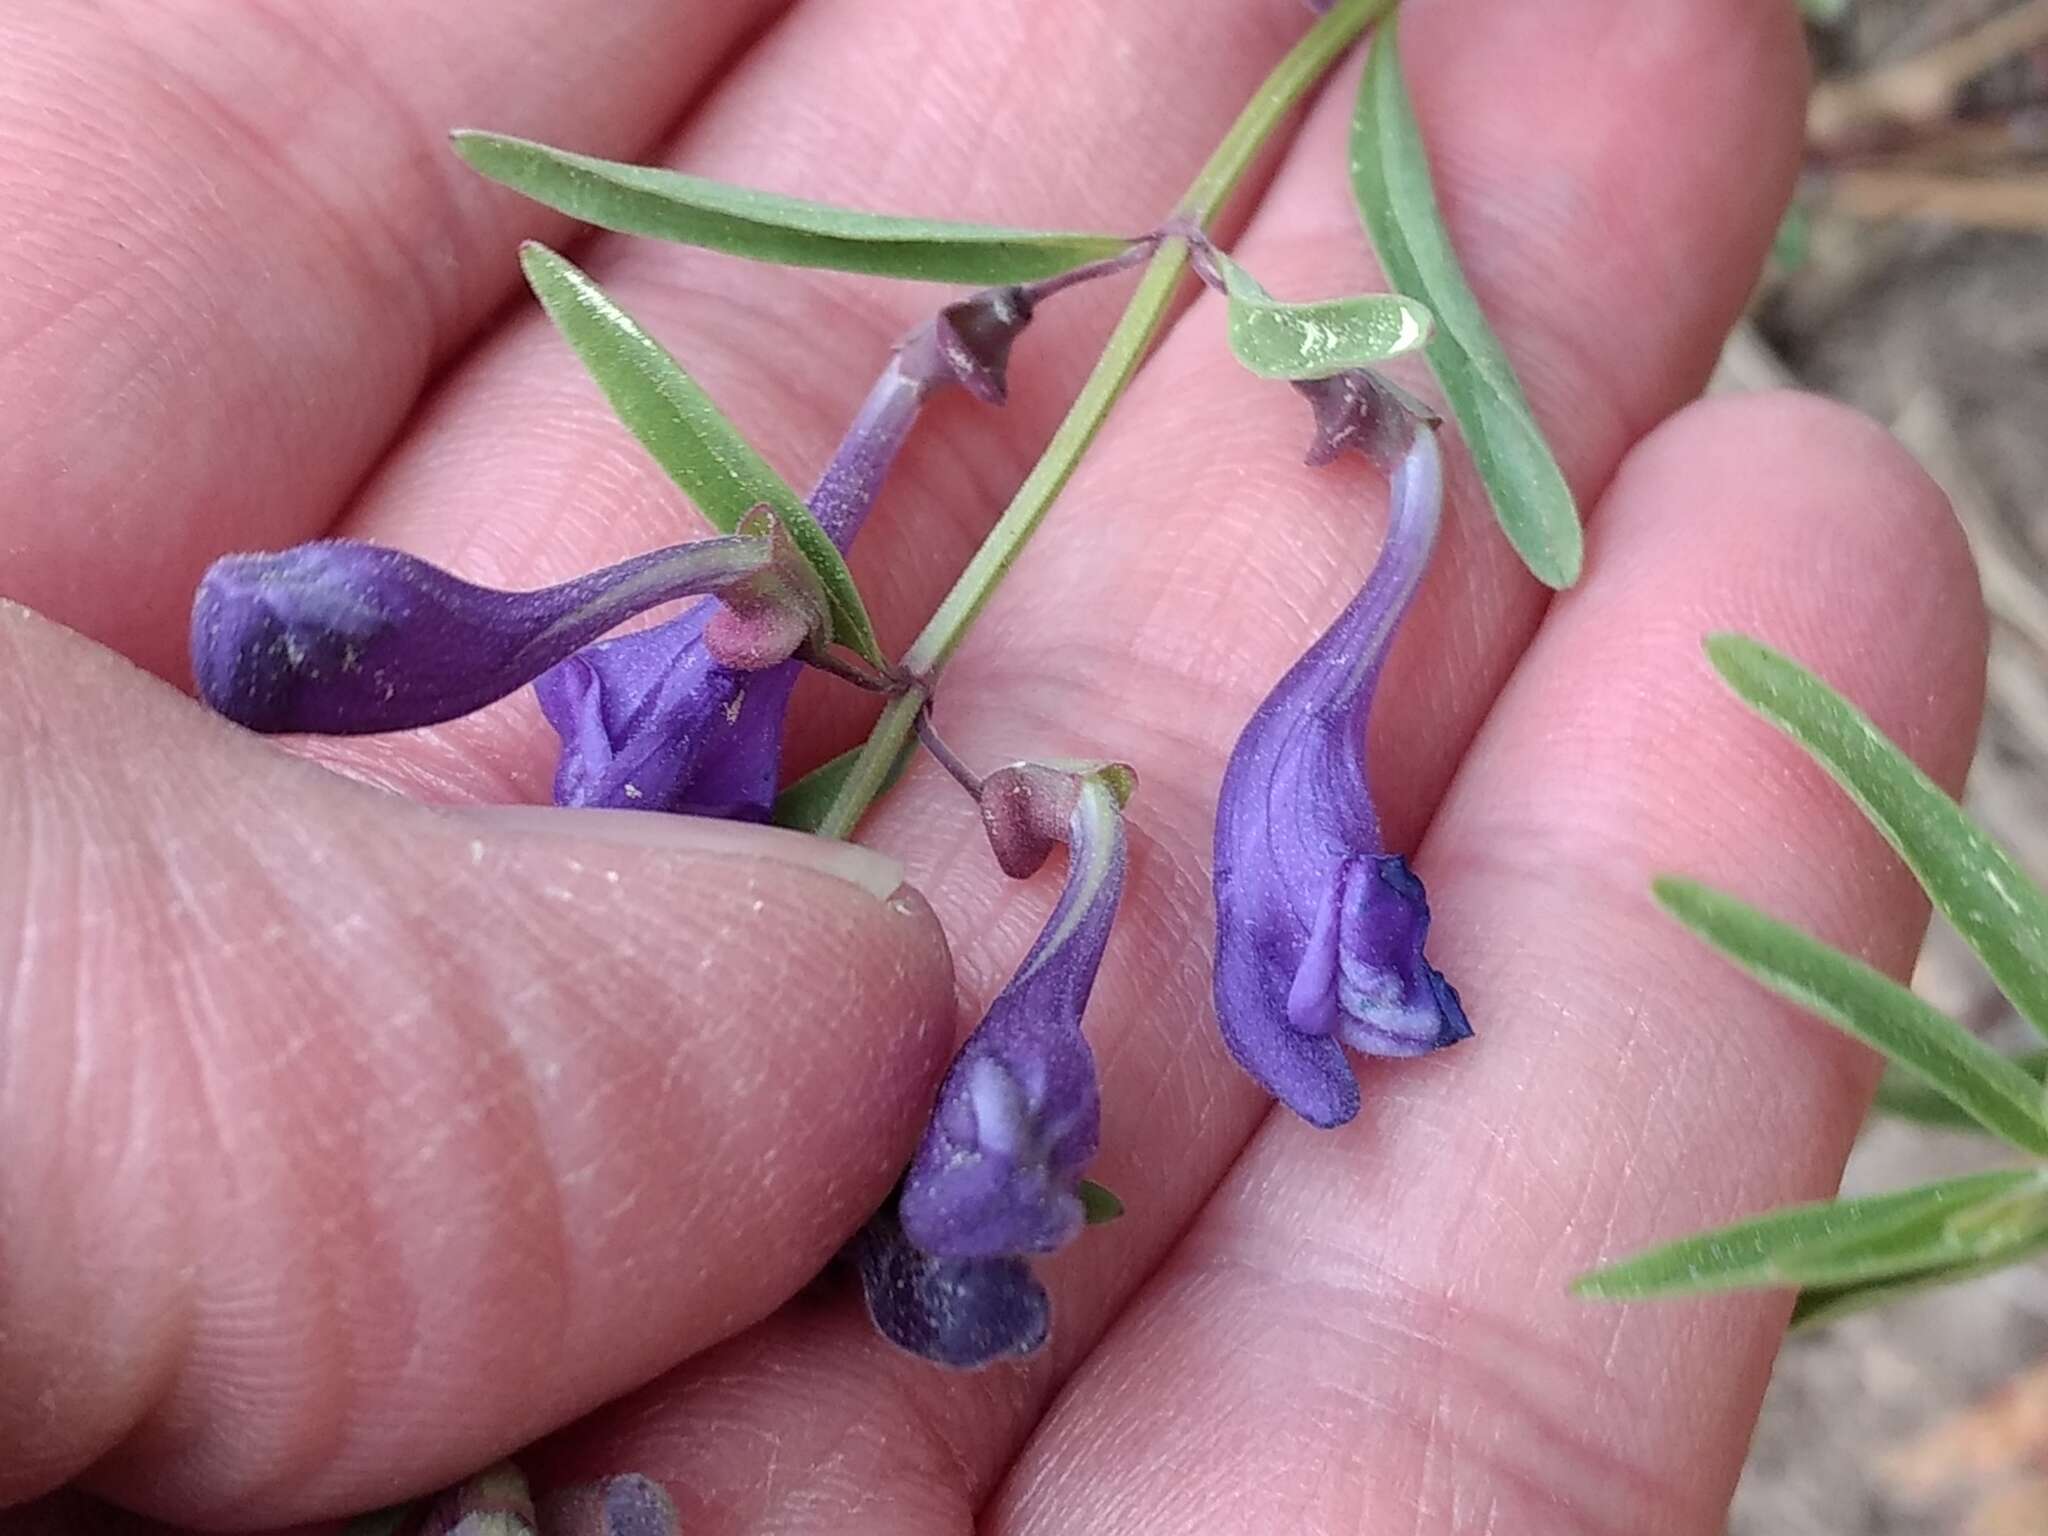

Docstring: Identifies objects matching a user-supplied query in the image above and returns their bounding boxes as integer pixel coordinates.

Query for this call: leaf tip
[1514,521,1583,591]
[517,239,571,284]
[1568,1269,1615,1300]
[1649,874,1701,913]
[1543,538,1584,591]
[1702,629,1772,675]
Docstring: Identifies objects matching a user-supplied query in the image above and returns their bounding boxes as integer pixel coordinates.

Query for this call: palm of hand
[0,1,1982,1532]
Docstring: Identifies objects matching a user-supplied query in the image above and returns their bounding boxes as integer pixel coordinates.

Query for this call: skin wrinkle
[136,836,404,1506]
[1172,1256,1684,1536]
[137,5,451,361]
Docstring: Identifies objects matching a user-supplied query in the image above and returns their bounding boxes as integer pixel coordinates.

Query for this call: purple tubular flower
[854,769,1129,1369]
[190,532,774,736]
[1212,374,1471,1129]
[900,775,1126,1260]
[536,285,1034,816]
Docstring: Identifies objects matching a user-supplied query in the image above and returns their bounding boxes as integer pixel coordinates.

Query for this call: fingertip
[0,614,962,1521]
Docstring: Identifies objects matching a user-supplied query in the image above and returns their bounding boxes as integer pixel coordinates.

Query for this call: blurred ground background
[1720,2,2048,1530]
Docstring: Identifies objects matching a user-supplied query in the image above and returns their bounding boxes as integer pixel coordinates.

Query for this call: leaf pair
[1576,636,2048,1320]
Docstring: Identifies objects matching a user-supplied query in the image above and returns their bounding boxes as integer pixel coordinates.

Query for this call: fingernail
[446,804,907,901]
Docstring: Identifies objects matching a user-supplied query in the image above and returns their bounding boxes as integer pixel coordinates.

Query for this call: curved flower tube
[858,770,1128,1367]
[900,773,1126,1259]
[190,531,773,737]
[1212,377,1471,1128]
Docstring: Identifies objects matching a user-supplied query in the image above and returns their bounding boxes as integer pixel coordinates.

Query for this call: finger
[514,0,1812,1525]
[316,0,1345,804]
[993,394,1985,1535]
[0,0,789,678]
[0,607,954,1526]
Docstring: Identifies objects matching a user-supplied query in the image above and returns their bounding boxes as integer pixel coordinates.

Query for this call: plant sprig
[1577,637,2048,1322]
[816,0,1402,839]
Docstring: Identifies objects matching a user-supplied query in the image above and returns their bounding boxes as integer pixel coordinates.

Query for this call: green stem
[817,0,1393,840]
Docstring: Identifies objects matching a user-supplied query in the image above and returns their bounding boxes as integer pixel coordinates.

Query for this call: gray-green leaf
[520,243,880,664]
[1575,1169,2043,1300]
[1656,877,2048,1156]
[459,133,1133,284]
[1349,17,1581,589]
[1874,1052,2048,1132]
[1707,633,2048,1046]
[1791,1223,2048,1328]
[772,740,916,833]
[1214,250,1432,379]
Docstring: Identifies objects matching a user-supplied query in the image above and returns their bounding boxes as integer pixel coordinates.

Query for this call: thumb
[0,605,955,1526]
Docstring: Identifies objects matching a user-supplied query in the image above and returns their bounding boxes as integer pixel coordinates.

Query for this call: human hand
[0,0,1985,1531]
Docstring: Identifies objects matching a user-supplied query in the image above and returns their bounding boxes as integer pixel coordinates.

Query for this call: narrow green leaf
[771,740,916,832]
[459,133,1132,285]
[1574,1170,2040,1300]
[519,243,880,664]
[1213,250,1432,379]
[1349,16,1582,589]
[1707,633,2048,1045]
[1874,1052,2048,1132]
[1078,1179,1126,1225]
[1656,877,2048,1155]
[1792,1223,2048,1328]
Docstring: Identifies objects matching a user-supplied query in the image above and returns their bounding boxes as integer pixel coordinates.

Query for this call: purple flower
[899,771,1126,1259]
[855,767,1129,1368]
[1212,373,1471,1129]
[190,532,776,737]
[537,285,1035,816]
[534,607,795,817]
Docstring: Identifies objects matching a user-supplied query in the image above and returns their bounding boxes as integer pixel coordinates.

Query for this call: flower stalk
[816,0,1398,839]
